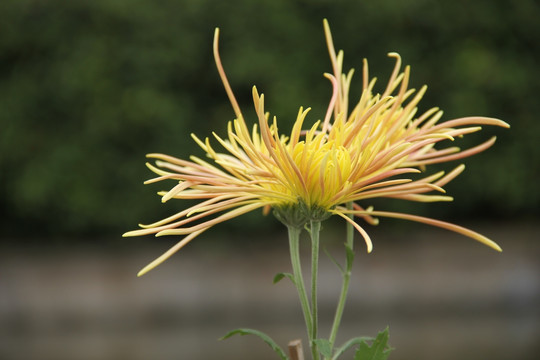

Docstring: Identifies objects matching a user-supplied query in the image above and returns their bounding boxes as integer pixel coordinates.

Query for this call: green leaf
[313,339,333,358]
[323,247,345,274]
[273,272,294,284]
[332,337,374,360]
[353,327,393,360]
[220,328,289,360]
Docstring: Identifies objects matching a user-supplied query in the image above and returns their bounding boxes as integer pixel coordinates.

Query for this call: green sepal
[353,327,393,360]
[272,199,332,228]
[221,328,289,360]
[313,338,333,358]
[273,272,294,285]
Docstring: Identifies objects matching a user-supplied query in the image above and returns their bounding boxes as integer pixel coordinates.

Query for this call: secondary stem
[287,225,313,351]
[310,221,321,360]
[328,202,355,353]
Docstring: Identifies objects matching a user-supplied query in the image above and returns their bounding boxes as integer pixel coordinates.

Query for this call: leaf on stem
[221,328,290,360]
[323,247,345,274]
[313,338,333,358]
[273,272,295,284]
[332,336,374,360]
[353,327,393,360]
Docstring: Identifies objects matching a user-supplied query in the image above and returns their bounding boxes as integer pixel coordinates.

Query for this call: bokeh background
[0,0,538,359]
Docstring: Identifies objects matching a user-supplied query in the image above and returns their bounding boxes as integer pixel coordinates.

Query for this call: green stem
[310,221,321,360]
[345,202,354,249]
[287,226,313,348]
[328,202,355,355]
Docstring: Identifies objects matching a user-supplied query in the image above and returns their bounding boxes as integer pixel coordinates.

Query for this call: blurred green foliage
[0,0,537,239]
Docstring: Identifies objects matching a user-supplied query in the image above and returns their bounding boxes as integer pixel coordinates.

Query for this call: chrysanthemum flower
[124,21,509,276]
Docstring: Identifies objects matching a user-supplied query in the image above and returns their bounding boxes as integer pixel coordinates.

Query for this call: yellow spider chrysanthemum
[124,21,509,276]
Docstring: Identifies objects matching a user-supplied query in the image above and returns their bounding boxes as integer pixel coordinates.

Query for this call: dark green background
[1,0,537,240]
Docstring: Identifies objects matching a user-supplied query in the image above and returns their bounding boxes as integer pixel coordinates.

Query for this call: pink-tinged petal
[137,229,207,277]
[213,28,243,121]
[322,73,339,133]
[161,181,194,203]
[156,203,264,236]
[124,199,260,238]
[348,209,502,252]
[434,165,466,187]
[407,137,499,166]
[351,203,379,226]
[332,210,373,253]
[388,194,454,202]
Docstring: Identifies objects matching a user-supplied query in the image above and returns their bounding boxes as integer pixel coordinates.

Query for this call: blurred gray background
[0,0,538,359]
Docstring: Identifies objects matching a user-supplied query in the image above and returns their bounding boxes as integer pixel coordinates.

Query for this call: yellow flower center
[257,114,354,218]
